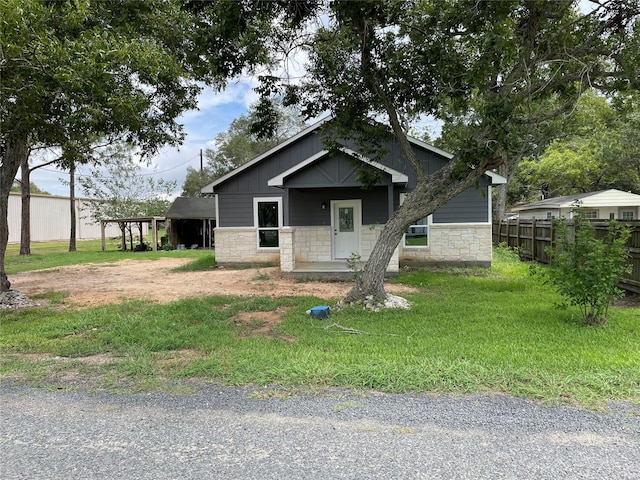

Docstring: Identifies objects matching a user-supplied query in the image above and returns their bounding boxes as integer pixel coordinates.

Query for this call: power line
[35,153,201,179]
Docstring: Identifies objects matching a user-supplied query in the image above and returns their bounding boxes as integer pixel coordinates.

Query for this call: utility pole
[200,149,203,173]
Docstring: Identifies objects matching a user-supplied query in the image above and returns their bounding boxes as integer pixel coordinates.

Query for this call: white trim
[267,147,408,187]
[214,194,220,226]
[488,185,493,223]
[485,171,507,184]
[400,192,432,249]
[203,115,502,193]
[339,148,408,184]
[407,137,455,159]
[331,199,362,260]
[201,117,332,193]
[267,150,330,187]
[253,197,283,250]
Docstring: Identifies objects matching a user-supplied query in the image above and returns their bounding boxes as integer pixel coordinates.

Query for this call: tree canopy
[0,0,314,291]
[515,91,640,201]
[279,0,640,301]
[79,144,176,222]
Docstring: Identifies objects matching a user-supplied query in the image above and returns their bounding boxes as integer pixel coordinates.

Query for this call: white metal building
[7,192,122,243]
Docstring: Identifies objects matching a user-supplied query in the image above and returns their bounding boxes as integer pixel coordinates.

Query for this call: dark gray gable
[165,197,216,219]
[285,152,391,187]
[213,128,325,195]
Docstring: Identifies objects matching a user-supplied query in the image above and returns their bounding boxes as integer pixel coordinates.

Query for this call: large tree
[0,0,315,292]
[515,90,640,200]
[181,101,305,196]
[280,0,640,302]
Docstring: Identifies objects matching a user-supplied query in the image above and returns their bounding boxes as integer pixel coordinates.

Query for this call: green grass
[170,254,216,272]
[1,244,639,408]
[4,239,212,275]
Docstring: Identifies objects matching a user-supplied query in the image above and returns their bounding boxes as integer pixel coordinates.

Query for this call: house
[513,189,640,220]
[201,119,506,274]
[164,197,216,249]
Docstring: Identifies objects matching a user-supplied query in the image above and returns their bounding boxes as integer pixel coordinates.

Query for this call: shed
[100,216,162,252]
[164,197,216,249]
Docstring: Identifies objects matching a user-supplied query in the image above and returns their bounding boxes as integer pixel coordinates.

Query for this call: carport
[100,216,165,252]
[164,197,216,249]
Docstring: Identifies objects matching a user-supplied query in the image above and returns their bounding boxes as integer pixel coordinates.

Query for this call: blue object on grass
[307,305,330,319]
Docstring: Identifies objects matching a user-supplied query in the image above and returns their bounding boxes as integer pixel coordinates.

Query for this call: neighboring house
[164,197,216,249]
[513,189,640,220]
[7,191,121,243]
[201,118,506,274]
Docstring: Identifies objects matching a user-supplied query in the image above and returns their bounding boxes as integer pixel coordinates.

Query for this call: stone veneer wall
[216,225,402,271]
[293,226,332,262]
[214,228,280,264]
[400,224,492,265]
[289,225,399,272]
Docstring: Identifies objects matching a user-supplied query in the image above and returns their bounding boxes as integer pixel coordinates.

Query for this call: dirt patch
[8,257,415,308]
[232,308,295,341]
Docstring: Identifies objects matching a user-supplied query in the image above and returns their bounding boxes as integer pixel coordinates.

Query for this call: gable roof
[200,117,506,193]
[514,189,640,211]
[267,147,409,187]
[165,197,216,219]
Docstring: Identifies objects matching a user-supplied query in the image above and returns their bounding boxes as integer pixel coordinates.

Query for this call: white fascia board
[338,148,408,184]
[407,136,506,184]
[200,116,332,194]
[268,150,331,187]
[485,170,507,185]
[267,147,408,187]
[407,136,455,159]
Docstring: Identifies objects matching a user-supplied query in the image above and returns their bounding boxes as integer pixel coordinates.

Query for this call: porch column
[388,184,395,219]
[280,227,295,272]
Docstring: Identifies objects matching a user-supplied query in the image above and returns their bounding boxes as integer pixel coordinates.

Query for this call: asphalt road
[1,383,639,480]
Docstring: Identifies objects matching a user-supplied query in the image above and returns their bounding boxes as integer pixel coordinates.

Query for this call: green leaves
[79,143,176,221]
[542,217,631,325]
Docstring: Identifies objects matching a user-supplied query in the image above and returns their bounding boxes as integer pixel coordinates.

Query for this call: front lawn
[1,246,638,408]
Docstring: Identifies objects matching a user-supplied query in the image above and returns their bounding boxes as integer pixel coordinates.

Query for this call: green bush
[542,217,631,325]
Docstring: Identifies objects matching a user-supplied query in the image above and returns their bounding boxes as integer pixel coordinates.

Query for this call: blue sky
[29,80,261,198]
[30,79,441,198]
[25,1,596,199]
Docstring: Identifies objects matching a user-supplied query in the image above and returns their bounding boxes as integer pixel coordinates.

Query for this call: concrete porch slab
[282,261,397,281]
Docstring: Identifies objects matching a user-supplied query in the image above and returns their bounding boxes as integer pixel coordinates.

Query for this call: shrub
[543,217,631,325]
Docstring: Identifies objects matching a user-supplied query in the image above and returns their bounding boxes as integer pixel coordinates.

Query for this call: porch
[281,260,399,281]
[283,261,354,280]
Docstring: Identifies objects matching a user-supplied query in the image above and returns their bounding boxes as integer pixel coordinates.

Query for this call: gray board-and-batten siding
[214,129,490,227]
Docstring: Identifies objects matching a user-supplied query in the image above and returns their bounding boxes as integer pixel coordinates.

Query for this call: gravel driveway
[1,383,638,480]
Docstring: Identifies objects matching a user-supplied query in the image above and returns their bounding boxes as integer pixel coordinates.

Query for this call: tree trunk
[494,183,508,222]
[344,164,489,303]
[119,223,127,251]
[20,156,31,255]
[344,214,405,303]
[493,161,516,221]
[1,135,30,292]
[69,163,77,252]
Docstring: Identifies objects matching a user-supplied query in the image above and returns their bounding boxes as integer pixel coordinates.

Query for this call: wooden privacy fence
[492,219,640,293]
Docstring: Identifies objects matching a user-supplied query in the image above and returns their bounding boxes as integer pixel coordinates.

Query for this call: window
[546,211,553,220]
[622,211,635,220]
[254,198,282,248]
[582,209,599,220]
[400,193,431,247]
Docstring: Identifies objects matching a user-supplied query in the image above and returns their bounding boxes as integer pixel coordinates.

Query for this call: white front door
[332,200,361,259]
